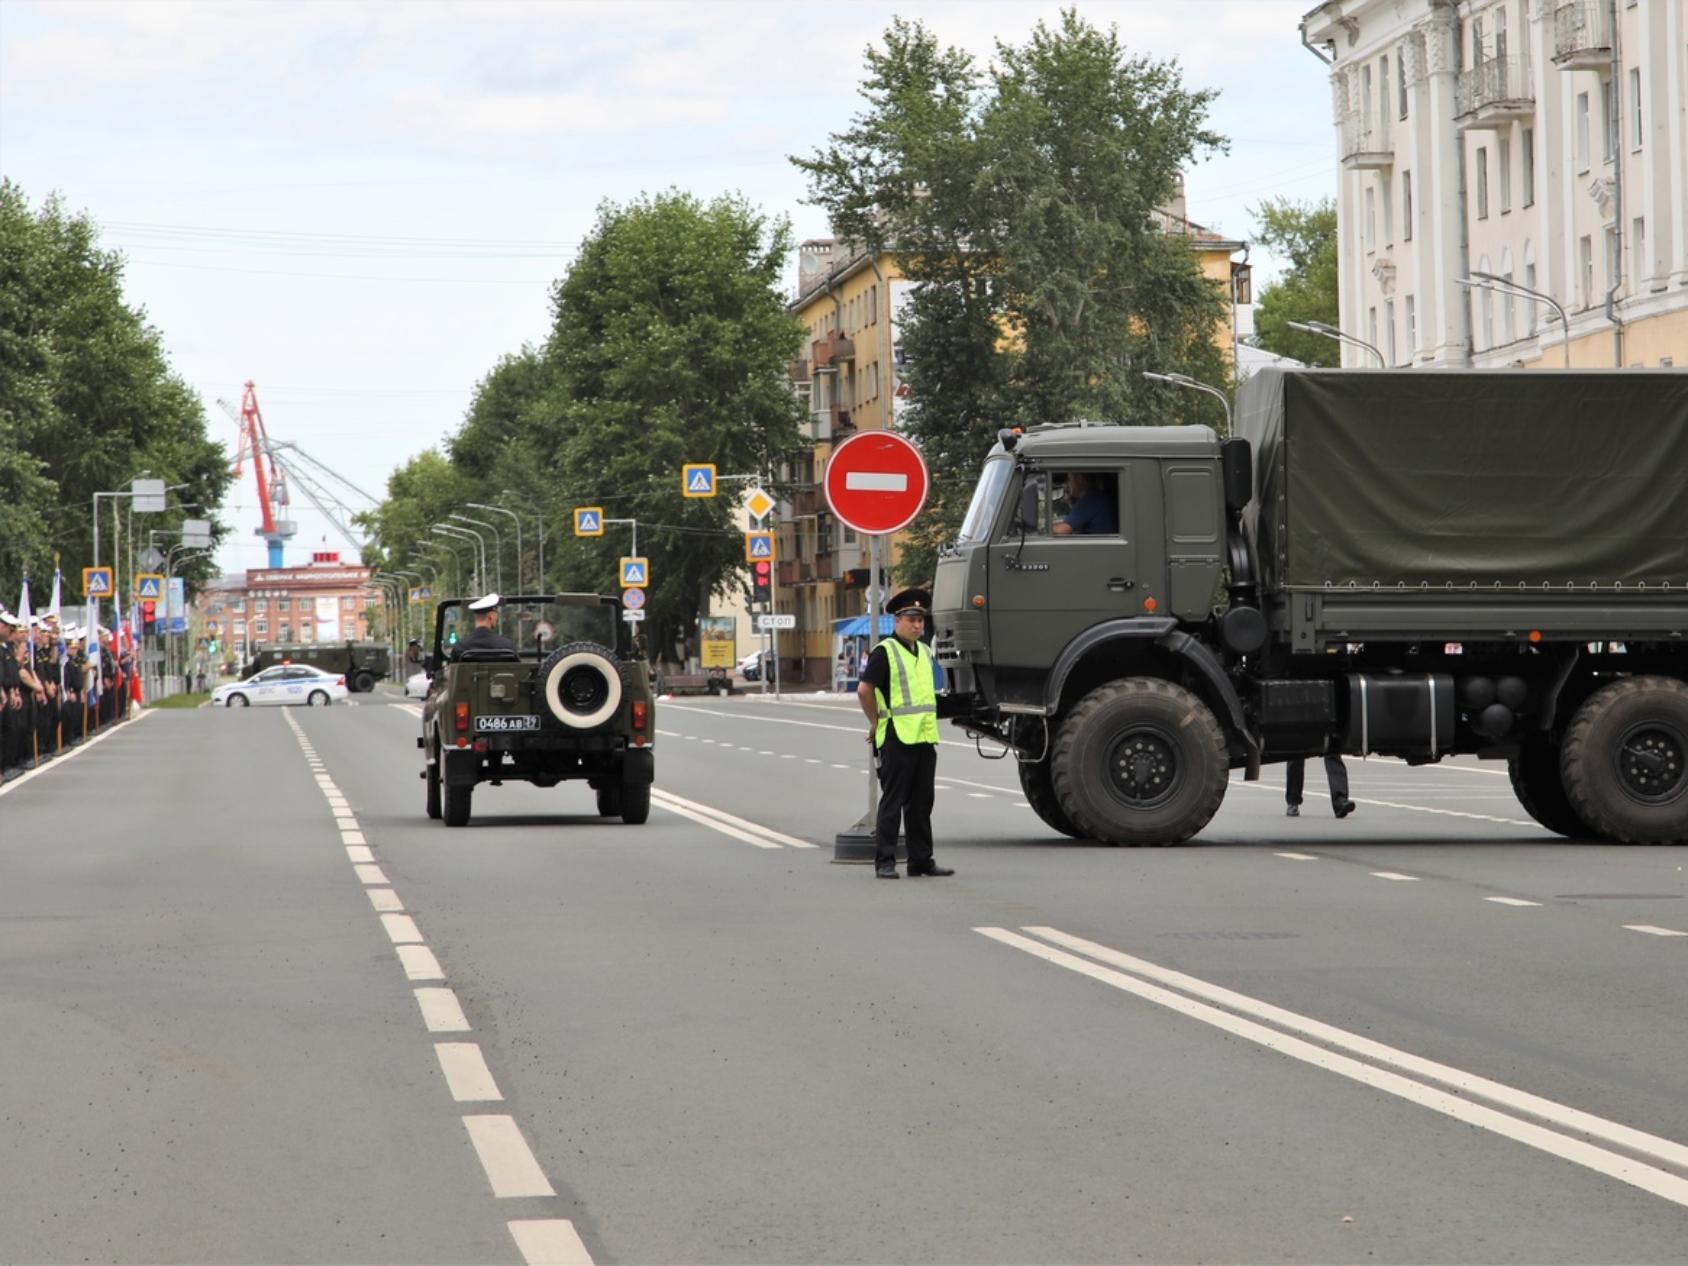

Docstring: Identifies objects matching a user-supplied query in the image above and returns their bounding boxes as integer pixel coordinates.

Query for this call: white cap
[0,612,20,627]
[467,593,501,612]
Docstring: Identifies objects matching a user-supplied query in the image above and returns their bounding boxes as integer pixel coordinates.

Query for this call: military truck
[241,640,391,693]
[932,369,1688,846]
[418,594,655,827]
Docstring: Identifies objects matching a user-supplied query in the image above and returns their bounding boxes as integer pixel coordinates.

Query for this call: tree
[796,11,1231,580]
[1248,197,1340,368]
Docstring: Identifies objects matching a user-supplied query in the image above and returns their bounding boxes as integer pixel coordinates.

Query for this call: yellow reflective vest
[873,636,939,748]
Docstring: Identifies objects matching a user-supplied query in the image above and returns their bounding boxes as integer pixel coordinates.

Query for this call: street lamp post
[1458,272,1572,368]
[432,525,484,594]
[467,502,523,594]
[424,539,472,597]
[1141,371,1233,433]
[450,514,502,593]
[497,495,546,592]
[1286,319,1387,367]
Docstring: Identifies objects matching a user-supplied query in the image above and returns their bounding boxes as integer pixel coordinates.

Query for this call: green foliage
[796,10,1231,580]
[0,179,232,596]
[1249,197,1340,368]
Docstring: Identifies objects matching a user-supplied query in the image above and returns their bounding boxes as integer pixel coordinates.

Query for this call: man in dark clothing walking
[1285,752,1355,818]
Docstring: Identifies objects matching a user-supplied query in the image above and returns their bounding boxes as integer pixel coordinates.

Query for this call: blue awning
[832,614,896,637]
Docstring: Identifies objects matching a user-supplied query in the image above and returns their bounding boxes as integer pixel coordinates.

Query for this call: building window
[234,620,246,635]
[1494,8,1507,62]
[1629,68,1643,149]
[1524,245,1539,333]
[1522,1,1534,79]
[1402,171,1413,241]
[1633,216,1647,282]
[254,620,267,635]
[1475,146,1489,219]
[254,598,267,614]
[1601,78,1616,163]
[1605,227,1619,291]
[341,595,356,610]
[1498,137,1512,213]
[1397,43,1409,118]
[1522,128,1535,206]
[1579,235,1594,307]
[1381,174,1394,243]
[1361,64,1373,130]
[1501,255,1517,344]
[1405,294,1418,354]
[1472,16,1485,65]
[1576,93,1590,171]
[279,625,292,642]
[1367,306,1379,360]
[277,598,290,612]
[1364,186,1376,252]
[1384,298,1397,366]
[1379,56,1391,144]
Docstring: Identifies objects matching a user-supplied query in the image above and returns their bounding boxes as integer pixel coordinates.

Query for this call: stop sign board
[824,431,929,536]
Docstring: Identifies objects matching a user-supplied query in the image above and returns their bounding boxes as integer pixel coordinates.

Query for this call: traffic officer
[857,587,953,879]
[453,593,516,658]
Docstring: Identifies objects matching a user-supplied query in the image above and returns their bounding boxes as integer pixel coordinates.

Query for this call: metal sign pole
[832,531,888,862]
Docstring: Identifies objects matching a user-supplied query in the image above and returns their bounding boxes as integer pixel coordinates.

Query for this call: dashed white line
[353,863,389,885]
[381,913,424,944]
[436,1042,503,1101]
[463,1115,556,1198]
[1371,871,1420,882]
[1624,924,1688,938]
[346,845,375,863]
[507,1219,594,1266]
[367,888,405,913]
[397,945,445,980]
[340,829,367,845]
[968,792,993,799]
[415,987,472,1033]
[1485,896,1543,907]
[1275,852,1320,861]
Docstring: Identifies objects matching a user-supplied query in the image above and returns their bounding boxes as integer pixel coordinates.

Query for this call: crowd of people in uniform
[0,607,137,782]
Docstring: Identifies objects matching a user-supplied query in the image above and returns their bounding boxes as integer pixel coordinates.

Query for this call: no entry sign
[824,431,929,536]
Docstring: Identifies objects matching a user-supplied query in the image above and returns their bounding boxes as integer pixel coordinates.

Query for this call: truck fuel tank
[1344,673,1455,759]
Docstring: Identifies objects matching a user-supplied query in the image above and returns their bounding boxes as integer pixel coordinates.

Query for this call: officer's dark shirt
[453,625,516,658]
[862,634,926,752]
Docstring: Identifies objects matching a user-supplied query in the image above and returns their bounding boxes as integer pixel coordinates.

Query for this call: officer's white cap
[0,612,20,627]
[467,593,501,612]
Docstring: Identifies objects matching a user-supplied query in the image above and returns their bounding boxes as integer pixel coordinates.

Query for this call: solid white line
[935,773,1018,794]
[652,789,819,849]
[353,863,389,885]
[463,1115,555,1198]
[983,928,1688,1207]
[397,703,423,718]
[367,888,404,913]
[1485,896,1543,907]
[381,913,423,944]
[1018,926,1688,1174]
[508,1219,594,1266]
[436,1042,503,1101]
[663,702,979,749]
[346,845,375,863]
[651,795,781,849]
[0,710,156,800]
[1624,924,1688,938]
[396,945,444,980]
[340,829,366,846]
[1371,871,1419,882]
[415,987,472,1033]
[1275,852,1320,861]
[1235,781,1535,827]
[967,792,993,799]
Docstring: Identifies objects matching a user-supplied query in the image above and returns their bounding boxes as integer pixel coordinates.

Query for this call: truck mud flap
[1157,630,1261,780]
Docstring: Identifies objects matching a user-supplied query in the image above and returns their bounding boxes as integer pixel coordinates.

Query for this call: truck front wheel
[1018,757,1087,839]
[1561,676,1688,844]
[1051,678,1229,846]
[1507,735,1586,838]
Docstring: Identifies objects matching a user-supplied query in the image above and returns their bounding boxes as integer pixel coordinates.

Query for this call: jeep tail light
[454,701,470,732]
[631,701,647,730]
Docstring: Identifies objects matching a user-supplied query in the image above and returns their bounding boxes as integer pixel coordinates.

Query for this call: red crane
[226,381,296,567]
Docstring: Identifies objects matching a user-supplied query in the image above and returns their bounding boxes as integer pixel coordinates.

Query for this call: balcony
[788,357,809,383]
[811,332,856,368]
[829,405,856,439]
[1456,57,1535,128]
[1552,2,1610,69]
[1339,117,1394,171]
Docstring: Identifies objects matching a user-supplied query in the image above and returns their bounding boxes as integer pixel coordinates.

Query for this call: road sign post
[824,431,930,863]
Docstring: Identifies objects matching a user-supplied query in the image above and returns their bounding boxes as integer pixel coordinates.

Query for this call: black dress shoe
[1285,804,1300,817]
[1334,799,1356,819]
[908,863,955,877]
[875,866,899,879]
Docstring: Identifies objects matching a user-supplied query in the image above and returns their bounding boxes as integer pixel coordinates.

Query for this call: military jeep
[418,594,655,827]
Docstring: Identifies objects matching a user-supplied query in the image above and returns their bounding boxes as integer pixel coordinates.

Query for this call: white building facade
[1302,0,1688,368]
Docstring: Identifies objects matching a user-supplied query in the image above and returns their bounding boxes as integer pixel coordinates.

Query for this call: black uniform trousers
[1285,754,1350,811]
[874,735,937,870]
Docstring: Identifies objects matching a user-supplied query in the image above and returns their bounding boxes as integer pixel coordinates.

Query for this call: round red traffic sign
[824,430,929,536]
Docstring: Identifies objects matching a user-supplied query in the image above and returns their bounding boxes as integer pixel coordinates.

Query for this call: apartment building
[1302,0,1688,368]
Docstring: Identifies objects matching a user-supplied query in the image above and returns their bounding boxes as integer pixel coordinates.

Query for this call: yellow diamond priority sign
[745,486,775,522]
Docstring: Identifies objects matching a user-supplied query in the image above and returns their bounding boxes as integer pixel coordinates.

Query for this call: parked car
[212,664,350,708]
[404,670,430,698]
[738,649,774,682]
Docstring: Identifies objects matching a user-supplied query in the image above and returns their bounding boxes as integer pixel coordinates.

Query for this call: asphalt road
[2,689,1685,1264]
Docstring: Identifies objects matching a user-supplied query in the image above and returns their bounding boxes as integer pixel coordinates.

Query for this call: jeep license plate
[475,714,539,733]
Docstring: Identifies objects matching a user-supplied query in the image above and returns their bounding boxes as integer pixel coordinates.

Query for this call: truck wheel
[1507,735,1586,838]
[595,782,623,817]
[1051,677,1229,846]
[1018,758,1086,839]
[425,746,442,820]
[443,773,473,828]
[1561,676,1688,844]
[620,781,651,825]
[354,671,374,694]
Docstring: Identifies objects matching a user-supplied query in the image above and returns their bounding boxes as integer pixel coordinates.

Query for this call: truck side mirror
[1018,482,1041,532]
[1221,438,1253,515]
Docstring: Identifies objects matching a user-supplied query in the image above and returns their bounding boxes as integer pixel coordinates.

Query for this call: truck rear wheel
[354,670,374,694]
[1561,676,1688,844]
[1051,678,1228,846]
[1507,735,1586,838]
[1018,757,1086,839]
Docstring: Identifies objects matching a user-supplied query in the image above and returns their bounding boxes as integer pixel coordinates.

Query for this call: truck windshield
[957,457,1013,543]
[441,599,619,657]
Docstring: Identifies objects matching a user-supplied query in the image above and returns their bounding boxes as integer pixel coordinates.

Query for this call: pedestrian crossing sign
[744,531,775,562]
[574,507,604,537]
[82,566,113,598]
[682,463,717,498]
[619,557,649,588]
[135,573,164,600]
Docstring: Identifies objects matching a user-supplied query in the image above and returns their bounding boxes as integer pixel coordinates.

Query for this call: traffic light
[141,599,157,630]
[752,559,772,605]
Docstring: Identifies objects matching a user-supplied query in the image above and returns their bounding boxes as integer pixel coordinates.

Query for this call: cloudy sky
[1,0,1335,575]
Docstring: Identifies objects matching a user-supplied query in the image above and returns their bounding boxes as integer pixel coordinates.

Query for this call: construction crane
[221,382,296,567]
[265,441,379,557]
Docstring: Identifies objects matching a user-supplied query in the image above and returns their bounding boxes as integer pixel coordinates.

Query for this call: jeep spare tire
[539,642,623,729]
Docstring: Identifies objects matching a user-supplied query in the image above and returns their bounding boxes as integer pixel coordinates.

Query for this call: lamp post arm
[468,503,523,594]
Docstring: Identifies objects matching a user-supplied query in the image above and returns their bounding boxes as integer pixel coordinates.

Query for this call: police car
[212,663,350,707]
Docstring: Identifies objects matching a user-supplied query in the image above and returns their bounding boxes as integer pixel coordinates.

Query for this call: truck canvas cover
[1237,368,1688,591]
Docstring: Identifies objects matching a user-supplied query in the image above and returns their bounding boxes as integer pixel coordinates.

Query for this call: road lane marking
[983,927,1688,1207]
[1275,852,1320,861]
[333,808,357,821]
[651,789,818,849]
[346,845,375,863]
[1485,896,1543,907]
[1236,781,1535,827]
[650,792,781,849]
[663,702,979,750]
[367,889,404,913]
[463,1115,556,1198]
[415,987,471,1033]
[805,758,820,764]
[1371,871,1419,882]
[831,763,851,770]
[968,792,993,799]
[508,1219,594,1266]
[436,1042,503,1101]
[340,829,366,845]
[1014,926,1688,1174]
[380,913,424,944]
[1624,925,1688,937]
[397,945,445,980]
[353,863,389,885]
[397,703,423,718]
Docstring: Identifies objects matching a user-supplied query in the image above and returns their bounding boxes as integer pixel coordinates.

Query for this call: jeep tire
[595,782,622,817]
[1051,677,1228,846]
[1561,676,1688,844]
[539,641,623,729]
[443,768,473,828]
[619,780,651,825]
[425,747,442,820]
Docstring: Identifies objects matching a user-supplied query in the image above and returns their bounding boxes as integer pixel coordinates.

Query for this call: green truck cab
[418,594,655,827]
[933,369,1688,846]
